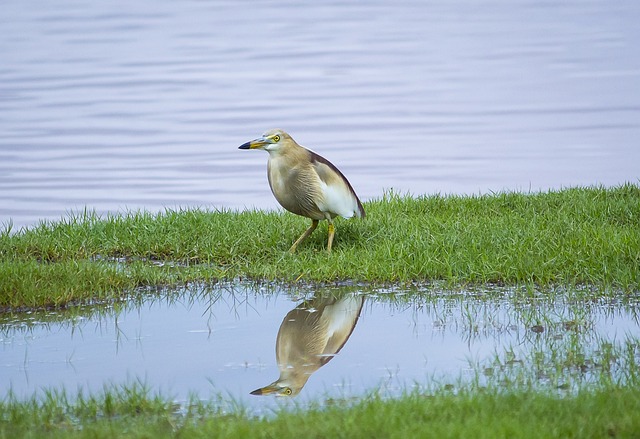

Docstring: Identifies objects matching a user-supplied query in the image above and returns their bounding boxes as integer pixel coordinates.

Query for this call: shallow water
[1,284,638,413]
[2,1,640,230]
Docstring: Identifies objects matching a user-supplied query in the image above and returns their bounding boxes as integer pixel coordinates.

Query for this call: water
[1,284,638,413]
[2,1,640,230]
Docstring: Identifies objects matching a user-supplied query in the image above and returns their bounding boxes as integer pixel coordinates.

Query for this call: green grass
[1,184,639,309]
[2,184,640,437]
[2,381,640,438]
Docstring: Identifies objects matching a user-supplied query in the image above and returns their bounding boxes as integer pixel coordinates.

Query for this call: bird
[250,293,365,397]
[239,129,365,253]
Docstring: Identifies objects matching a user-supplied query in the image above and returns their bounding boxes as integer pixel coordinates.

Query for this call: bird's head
[250,379,301,397]
[238,129,292,153]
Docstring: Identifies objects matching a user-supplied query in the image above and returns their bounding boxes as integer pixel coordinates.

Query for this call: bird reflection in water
[251,294,365,397]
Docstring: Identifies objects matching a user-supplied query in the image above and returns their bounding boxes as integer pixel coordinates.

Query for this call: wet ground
[1,283,638,414]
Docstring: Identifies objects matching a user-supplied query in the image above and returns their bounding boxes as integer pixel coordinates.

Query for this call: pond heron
[239,129,365,252]
[250,294,365,396]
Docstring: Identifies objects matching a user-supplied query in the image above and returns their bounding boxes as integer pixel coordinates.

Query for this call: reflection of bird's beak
[238,137,269,150]
[250,383,280,396]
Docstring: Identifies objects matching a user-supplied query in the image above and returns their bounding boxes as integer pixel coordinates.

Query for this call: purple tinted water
[1,1,639,229]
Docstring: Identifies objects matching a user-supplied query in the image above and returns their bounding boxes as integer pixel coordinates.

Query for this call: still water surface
[2,1,640,229]
[1,284,638,413]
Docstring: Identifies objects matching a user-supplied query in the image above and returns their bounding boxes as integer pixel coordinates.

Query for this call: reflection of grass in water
[1,284,639,436]
[3,283,637,386]
[369,284,640,396]
[474,335,640,392]
[375,283,638,338]
[0,282,269,337]
[4,281,635,337]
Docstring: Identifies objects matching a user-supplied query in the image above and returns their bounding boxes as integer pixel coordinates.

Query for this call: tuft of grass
[1,184,639,309]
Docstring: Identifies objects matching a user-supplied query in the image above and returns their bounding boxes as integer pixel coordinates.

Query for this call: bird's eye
[284,388,292,395]
[272,135,280,142]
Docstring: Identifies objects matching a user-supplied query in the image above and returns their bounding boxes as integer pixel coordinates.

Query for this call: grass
[1,184,640,437]
[1,184,639,309]
[2,379,639,438]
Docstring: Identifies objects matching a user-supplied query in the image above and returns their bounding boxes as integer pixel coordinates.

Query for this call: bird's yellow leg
[326,220,335,253]
[290,219,318,253]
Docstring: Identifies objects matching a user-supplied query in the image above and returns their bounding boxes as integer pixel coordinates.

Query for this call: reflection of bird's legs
[290,219,318,253]
[327,220,335,253]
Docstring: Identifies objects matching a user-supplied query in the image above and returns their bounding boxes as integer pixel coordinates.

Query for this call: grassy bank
[2,185,640,437]
[1,184,639,309]
[2,382,640,439]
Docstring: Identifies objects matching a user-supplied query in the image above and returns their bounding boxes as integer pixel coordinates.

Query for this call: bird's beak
[239,136,270,150]
[250,381,297,396]
[250,383,280,395]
